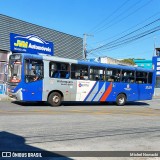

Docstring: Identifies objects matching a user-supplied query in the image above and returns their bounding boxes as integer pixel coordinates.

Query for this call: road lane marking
[1,108,160,117]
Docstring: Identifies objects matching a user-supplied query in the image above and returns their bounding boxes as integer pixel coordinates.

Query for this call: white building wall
[100,57,132,66]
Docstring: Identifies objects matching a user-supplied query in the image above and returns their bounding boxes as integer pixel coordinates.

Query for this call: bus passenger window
[49,62,70,79]
[65,72,70,79]
[71,64,88,80]
[50,63,58,78]
[121,70,135,83]
[136,71,147,84]
[106,68,121,82]
[52,71,60,78]
[90,67,105,81]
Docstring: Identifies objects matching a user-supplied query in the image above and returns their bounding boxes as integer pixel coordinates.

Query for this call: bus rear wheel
[116,94,126,106]
[48,92,62,107]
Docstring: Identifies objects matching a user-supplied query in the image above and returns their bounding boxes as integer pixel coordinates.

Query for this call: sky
[0,0,160,60]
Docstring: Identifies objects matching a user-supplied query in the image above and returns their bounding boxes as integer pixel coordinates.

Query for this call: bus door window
[136,71,147,84]
[71,64,88,80]
[122,70,135,83]
[25,59,44,83]
[90,67,105,81]
[106,68,121,82]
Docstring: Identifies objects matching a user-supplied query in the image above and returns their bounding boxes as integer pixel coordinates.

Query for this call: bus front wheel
[116,94,126,106]
[48,92,62,107]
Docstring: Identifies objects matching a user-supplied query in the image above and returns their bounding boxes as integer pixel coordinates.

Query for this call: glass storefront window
[0,62,6,83]
[155,77,160,88]
[0,73,5,83]
[0,51,8,84]
[0,52,7,61]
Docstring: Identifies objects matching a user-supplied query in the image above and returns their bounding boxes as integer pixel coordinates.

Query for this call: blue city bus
[7,53,155,106]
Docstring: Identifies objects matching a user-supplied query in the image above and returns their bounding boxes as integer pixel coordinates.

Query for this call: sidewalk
[153,96,160,99]
[0,94,11,101]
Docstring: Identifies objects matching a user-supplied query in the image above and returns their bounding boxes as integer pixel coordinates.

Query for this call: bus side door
[23,59,43,101]
[22,80,43,101]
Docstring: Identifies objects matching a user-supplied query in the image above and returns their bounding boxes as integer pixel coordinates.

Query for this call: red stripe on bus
[100,83,112,102]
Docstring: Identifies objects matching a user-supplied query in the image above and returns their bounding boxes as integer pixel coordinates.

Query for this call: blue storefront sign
[10,33,54,56]
[152,56,160,76]
[0,84,4,94]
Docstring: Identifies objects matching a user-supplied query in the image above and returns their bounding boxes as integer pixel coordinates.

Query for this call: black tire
[48,92,62,107]
[116,94,126,106]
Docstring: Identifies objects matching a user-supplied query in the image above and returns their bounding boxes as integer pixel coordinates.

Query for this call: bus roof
[17,53,154,72]
[77,59,154,72]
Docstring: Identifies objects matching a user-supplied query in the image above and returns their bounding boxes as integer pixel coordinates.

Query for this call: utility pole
[153,37,156,56]
[83,33,94,60]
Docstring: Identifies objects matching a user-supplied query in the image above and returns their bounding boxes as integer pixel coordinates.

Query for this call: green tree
[120,58,135,65]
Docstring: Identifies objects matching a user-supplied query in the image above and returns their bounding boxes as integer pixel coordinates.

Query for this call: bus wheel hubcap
[53,95,59,103]
[119,98,124,104]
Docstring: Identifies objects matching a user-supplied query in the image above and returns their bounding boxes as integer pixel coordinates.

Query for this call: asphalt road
[0,100,160,160]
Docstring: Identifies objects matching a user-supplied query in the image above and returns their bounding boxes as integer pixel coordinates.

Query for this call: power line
[92,0,141,34]
[88,18,160,53]
[101,19,160,48]
[92,35,156,58]
[94,0,153,34]
[111,49,153,58]
[101,27,160,52]
[92,11,160,45]
[89,0,130,34]
[92,25,160,53]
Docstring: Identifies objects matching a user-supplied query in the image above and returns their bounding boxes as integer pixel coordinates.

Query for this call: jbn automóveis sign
[10,33,54,55]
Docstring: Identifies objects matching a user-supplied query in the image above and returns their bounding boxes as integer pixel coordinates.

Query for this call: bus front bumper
[8,88,23,101]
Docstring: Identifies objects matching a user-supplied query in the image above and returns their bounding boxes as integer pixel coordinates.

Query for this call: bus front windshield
[8,57,22,83]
